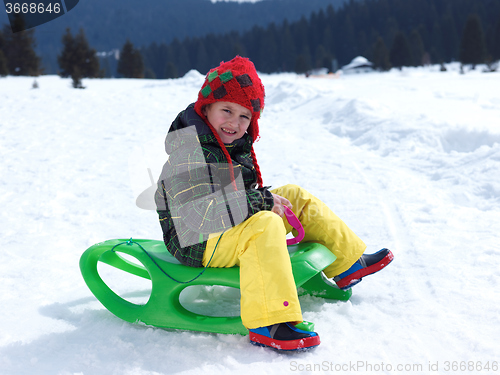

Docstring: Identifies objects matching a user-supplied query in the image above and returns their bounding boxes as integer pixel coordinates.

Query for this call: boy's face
[203,101,252,144]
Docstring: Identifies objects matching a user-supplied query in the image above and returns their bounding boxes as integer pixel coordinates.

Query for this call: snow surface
[1,64,499,374]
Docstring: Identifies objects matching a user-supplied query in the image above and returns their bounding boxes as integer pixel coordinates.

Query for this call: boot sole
[249,332,320,351]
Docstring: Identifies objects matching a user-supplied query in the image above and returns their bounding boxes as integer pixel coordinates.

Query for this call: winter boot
[249,322,320,351]
[333,248,394,290]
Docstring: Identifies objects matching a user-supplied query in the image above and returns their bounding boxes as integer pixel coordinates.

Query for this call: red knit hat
[194,56,265,188]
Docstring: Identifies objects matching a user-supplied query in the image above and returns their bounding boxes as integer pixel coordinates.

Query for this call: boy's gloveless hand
[271,193,293,217]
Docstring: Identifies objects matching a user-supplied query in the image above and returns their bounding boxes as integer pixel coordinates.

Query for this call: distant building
[340,56,374,74]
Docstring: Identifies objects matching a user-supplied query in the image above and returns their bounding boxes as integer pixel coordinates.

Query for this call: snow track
[351,160,412,252]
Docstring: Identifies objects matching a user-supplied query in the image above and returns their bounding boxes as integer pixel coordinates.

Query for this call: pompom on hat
[194,56,266,188]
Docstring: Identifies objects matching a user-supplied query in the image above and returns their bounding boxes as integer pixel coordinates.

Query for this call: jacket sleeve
[245,186,274,216]
[158,143,273,238]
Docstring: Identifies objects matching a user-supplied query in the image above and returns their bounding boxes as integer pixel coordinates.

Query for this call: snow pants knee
[271,184,366,278]
[202,184,366,329]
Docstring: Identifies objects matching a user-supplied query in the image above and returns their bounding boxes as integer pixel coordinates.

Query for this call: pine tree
[203,34,221,69]
[2,15,40,76]
[340,15,356,64]
[280,21,296,72]
[372,36,391,71]
[176,44,191,76]
[390,31,413,69]
[322,25,334,57]
[442,13,459,62]
[430,21,443,63]
[232,42,245,61]
[383,17,400,55]
[117,39,144,78]
[295,54,310,74]
[314,44,331,70]
[58,28,100,88]
[143,42,170,79]
[0,30,7,76]
[164,61,178,79]
[492,14,500,61]
[144,68,156,79]
[194,39,210,74]
[293,16,310,64]
[0,49,8,76]
[75,29,100,78]
[295,43,313,74]
[259,23,278,73]
[459,14,487,69]
[410,29,425,66]
[0,29,5,55]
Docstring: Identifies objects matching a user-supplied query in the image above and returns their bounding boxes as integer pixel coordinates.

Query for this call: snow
[1,63,500,374]
[341,56,373,70]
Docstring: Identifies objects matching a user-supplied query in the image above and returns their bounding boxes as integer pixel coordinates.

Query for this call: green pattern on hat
[207,70,219,83]
[201,85,212,98]
[219,70,233,83]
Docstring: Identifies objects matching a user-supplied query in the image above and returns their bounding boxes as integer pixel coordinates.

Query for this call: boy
[155,56,393,351]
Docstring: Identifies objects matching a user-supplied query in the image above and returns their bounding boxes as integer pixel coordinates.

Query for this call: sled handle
[79,242,149,324]
[284,206,305,245]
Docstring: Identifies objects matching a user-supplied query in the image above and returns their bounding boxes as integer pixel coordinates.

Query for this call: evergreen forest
[1,0,500,80]
[139,0,500,78]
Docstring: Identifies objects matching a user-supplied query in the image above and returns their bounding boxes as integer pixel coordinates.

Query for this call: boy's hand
[271,193,292,217]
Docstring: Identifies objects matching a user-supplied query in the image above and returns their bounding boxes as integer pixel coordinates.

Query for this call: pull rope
[110,234,224,284]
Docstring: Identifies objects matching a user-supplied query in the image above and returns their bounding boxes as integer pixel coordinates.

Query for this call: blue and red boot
[333,248,394,290]
[249,322,320,351]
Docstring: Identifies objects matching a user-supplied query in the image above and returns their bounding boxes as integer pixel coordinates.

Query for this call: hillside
[0,0,347,73]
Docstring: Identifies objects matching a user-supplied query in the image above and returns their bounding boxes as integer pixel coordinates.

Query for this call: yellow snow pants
[202,184,366,329]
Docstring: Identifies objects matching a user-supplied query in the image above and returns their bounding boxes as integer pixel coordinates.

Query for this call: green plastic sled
[79,238,351,335]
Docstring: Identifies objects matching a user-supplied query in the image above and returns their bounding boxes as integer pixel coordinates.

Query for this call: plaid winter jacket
[155,103,274,267]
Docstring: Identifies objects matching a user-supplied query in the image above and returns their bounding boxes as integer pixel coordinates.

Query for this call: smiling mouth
[222,127,237,135]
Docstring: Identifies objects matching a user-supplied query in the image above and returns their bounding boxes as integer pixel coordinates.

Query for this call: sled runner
[79,208,351,335]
